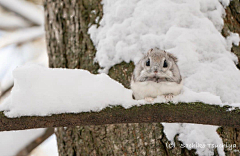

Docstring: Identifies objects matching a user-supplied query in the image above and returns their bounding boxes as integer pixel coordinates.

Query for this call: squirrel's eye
[146,59,150,66]
[163,60,168,68]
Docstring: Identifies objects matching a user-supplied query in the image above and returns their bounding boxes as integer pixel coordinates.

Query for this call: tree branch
[0,0,44,26]
[0,102,239,132]
[0,83,13,100]
[16,128,54,156]
[0,26,44,49]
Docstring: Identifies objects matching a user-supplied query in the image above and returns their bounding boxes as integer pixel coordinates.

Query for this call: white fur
[131,80,183,100]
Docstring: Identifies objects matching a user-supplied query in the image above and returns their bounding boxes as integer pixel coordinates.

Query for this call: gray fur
[132,48,182,84]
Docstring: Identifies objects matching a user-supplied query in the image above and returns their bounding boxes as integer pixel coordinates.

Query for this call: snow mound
[0,64,228,117]
[89,0,240,103]
[0,64,138,117]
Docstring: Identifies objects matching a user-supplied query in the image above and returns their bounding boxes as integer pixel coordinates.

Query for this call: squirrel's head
[141,48,177,78]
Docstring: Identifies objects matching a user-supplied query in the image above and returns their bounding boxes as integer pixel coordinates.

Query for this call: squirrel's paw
[144,97,155,103]
[164,94,174,101]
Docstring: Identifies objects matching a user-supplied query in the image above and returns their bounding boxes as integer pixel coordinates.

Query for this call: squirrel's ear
[147,48,153,55]
[167,53,178,62]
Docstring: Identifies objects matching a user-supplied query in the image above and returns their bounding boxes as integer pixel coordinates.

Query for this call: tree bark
[43,0,240,155]
[222,0,240,68]
[217,1,240,155]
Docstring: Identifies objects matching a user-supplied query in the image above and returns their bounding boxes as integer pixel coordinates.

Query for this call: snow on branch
[0,0,44,25]
[1,64,235,117]
[0,102,240,131]
[0,64,239,131]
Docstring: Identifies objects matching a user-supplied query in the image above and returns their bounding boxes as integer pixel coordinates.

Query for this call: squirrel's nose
[153,66,158,73]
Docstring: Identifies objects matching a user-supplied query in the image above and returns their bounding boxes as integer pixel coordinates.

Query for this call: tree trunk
[222,0,240,69]
[218,1,240,155]
[43,0,240,155]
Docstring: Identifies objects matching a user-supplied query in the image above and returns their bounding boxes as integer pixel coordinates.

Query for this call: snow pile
[0,64,226,117]
[0,64,140,117]
[89,0,240,103]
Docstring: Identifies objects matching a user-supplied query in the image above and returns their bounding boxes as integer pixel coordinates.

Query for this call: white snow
[0,64,142,117]
[89,0,240,103]
[0,64,232,118]
[226,32,240,49]
[0,128,46,156]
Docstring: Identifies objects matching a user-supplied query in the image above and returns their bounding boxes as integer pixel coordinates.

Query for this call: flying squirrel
[131,48,183,102]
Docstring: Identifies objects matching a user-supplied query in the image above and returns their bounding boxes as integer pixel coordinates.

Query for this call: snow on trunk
[89,0,240,103]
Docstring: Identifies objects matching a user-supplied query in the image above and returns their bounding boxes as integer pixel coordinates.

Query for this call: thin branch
[16,128,54,156]
[0,102,239,132]
[0,0,44,26]
[0,26,44,49]
[0,83,13,100]
[0,13,32,30]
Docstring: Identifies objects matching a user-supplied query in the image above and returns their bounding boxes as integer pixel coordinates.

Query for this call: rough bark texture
[44,0,134,88]
[55,123,197,156]
[43,0,240,155]
[218,1,240,155]
[44,0,102,71]
[217,127,240,156]
[1,102,240,132]
[222,0,240,68]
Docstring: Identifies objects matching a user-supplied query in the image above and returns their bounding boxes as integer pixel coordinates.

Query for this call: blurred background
[0,0,58,155]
